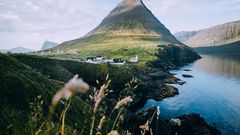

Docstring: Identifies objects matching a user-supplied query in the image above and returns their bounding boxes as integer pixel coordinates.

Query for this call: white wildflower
[114,96,133,109]
[93,75,111,113]
[51,75,89,109]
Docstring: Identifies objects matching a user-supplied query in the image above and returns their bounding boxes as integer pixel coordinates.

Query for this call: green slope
[0,53,62,133]
[0,53,110,134]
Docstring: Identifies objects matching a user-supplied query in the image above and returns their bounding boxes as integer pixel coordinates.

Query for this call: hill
[52,0,198,63]
[0,53,115,134]
[174,31,197,42]
[0,53,61,133]
[175,21,240,48]
[0,47,33,53]
[41,41,59,50]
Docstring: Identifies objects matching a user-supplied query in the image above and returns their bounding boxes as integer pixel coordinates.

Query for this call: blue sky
[0,0,240,50]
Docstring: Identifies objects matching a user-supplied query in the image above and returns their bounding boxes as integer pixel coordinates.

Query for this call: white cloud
[22,0,40,11]
[0,0,239,50]
[0,12,21,21]
[144,0,177,17]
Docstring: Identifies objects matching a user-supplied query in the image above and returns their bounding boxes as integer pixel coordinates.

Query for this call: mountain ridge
[41,41,59,50]
[174,20,240,48]
[0,47,33,53]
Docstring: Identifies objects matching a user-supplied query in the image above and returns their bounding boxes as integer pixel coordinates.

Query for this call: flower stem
[112,108,123,130]
[61,101,71,135]
[90,113,95,135]
[106,109,115,133]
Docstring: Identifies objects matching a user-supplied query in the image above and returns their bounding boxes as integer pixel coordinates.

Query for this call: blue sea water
[142,54,240,135]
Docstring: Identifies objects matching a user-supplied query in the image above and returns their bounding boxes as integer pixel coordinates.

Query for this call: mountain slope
[85,0,179,42]
[0,53,62,133]
[0,53,110,134]
[174,31,197,42]
[41,41,59,50]
[0,47,32,53]
[53,0,199,62]
[180,20,240,48]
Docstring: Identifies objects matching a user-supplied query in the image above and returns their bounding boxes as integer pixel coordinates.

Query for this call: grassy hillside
[0,53,61,134]
[50,35,168,62]
[10,54,135,90]
[0,53,115,134]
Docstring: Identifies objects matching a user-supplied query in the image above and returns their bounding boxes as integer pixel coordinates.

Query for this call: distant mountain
[0,47,32,53]
[41,41,58,50]
[52,0,199,63]
[174,20,240,49]
[174,31,197,42]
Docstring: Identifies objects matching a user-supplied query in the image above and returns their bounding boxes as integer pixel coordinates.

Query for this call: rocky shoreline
[120,48,221,135]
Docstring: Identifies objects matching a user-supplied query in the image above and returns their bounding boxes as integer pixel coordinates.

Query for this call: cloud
[144,0,177,17]
[0,0,239,50]
[199,0,240,13]
[22,0,40,11]
[0,12,22,32]
[0,12,21,21]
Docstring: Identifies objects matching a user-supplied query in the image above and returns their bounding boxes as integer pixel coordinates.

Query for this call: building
[86,57,96,63]
[112,58,126,65]
[96,56,103,60]
[130,55,139,63]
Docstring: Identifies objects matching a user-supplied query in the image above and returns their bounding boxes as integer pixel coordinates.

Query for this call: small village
[85,55,139,65]
[37,50,139,65]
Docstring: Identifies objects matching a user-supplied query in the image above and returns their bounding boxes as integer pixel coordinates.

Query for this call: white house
[96,56,103,60]
[130,55,139,63]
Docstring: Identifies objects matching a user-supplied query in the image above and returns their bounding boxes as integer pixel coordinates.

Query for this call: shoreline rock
[123,107,221,135]
[182,74,194,78]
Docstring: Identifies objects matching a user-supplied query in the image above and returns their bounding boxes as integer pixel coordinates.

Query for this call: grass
[0,53,140,134]
[43,34,173,64]
[0,53,62,134]
[10,53,136,90]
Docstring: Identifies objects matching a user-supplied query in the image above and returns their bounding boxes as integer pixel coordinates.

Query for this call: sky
[0,0,240,50]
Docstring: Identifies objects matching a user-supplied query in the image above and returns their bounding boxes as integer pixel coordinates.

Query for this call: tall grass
[25,74,163,135]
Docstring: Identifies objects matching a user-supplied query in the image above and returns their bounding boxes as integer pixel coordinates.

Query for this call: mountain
[0,47,32,53]
[53,0,199,63]
[41,41,59,50]
[174,20,240,50]
[174,31,197,42]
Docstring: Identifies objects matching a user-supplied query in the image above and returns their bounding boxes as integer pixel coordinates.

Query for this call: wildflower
[169,118,181,126]
[114,96,133,109]
[107,130,120,135]
[98,115,106,130]
[93,78,111,113]
[139,121,149,132]
[156,106,160,120]
[51,75,89,109]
